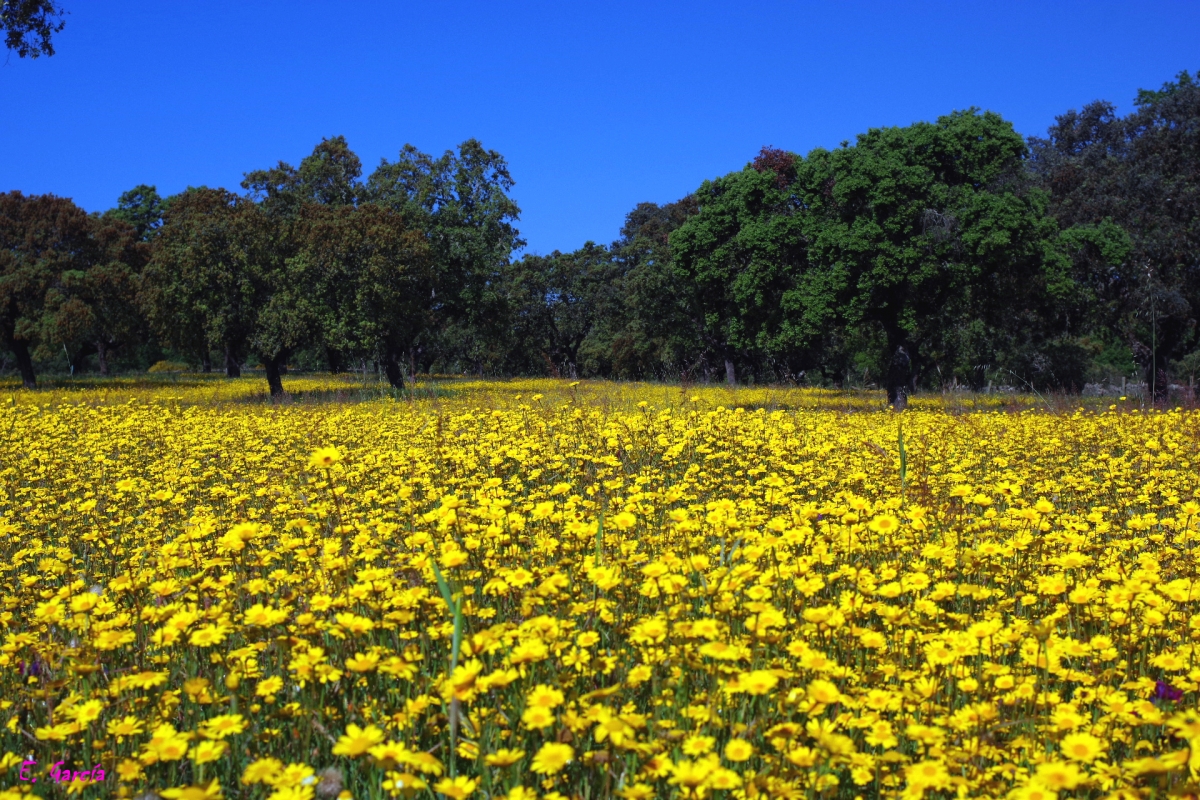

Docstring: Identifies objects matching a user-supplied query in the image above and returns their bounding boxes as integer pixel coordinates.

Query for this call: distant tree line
[1,70,1197,404]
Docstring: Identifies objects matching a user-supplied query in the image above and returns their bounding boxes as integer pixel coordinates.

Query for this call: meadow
[0,376,1197,800]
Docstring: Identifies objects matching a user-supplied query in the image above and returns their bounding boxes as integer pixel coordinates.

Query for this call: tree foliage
[669,111,1104,405]
[1029,69,1200,399]
[104,185,166,242]
[508,243,621,378]
[137,138,511,394]
[0,191,144,387]
[366,140,523,375]
[40,214,148,376]
[141,188,254,378]
[792,110,1073,405]
[292,202,430,386]
[1,0,65,58]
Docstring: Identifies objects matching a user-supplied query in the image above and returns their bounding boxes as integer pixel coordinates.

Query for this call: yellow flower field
[1,377,1198,800]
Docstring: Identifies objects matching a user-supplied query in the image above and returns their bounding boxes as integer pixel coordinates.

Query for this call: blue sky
[2,1,1197,255]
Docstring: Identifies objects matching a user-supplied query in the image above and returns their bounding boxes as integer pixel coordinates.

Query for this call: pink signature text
[18,760,106,784]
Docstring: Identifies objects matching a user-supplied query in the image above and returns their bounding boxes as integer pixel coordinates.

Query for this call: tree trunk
[12,340,36,389]
[724,358,736,387]
[201,353,212,373]
[224,344,241,378]
[1133,336,1168,405]
[96,341,110,377]
[263,356,285,397]
[383,350,405,389]
[325,347,343,374]
[886,345,911,410]
[564,339,583,380]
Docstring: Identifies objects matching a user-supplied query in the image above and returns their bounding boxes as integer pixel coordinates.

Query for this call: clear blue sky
[2,1,1197,256]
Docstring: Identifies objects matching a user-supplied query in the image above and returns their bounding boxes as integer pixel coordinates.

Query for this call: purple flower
[1155,680,1183,703]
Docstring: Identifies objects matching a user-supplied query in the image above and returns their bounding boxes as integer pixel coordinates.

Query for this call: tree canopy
[2,0,65,58]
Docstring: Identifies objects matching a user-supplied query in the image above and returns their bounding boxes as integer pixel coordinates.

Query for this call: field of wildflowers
[1,377,1198,800]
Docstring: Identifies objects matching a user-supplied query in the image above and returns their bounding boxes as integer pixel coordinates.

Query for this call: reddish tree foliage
[751,146,797,188]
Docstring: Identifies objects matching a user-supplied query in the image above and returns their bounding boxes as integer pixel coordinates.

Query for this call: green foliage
[599,199,702,380]
[1171,349,1200,387]
[1136,69,1199,108]
[141,188,253,378]
[1030,69,1200,399]
[365,140,524,376]
[0,191,145,387]
[243,136,363,211]
[669,111,1084,404]
[507,243,621,378]
[1,0,65,58]
[104,185,166,241]
[136,137,522,394]
[293,202,431,386]
[38,214,149,375]
[670,164,807,383]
